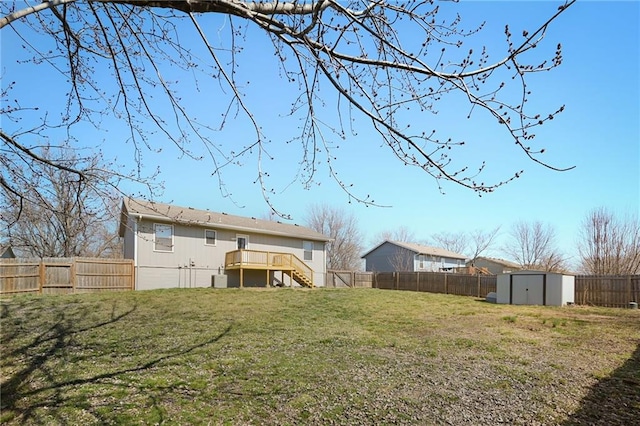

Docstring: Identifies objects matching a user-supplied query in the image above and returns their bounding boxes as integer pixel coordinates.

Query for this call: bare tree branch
[468,226,501,262]
[503,220,567,272]
[578,207,640,275]
[1,144,124,258]
[374,226,417,246]
[305,203,363,270]
[1,130,84,179]
[2,0,577,220]
[430,231,468,256]
[0,0,76,29]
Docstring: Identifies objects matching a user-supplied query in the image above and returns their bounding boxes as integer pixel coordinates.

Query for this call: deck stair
[288,269,314,288]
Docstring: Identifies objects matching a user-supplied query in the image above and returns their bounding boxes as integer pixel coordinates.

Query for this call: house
[0,245,16,259]
[467,257,521,275]
[361,241,467,272]
[119,198,331,290]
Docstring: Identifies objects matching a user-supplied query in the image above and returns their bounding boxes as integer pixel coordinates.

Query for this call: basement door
[511,274,545,305]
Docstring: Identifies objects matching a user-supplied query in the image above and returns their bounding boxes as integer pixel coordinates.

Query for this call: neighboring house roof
[0,245,16,258]
[119,198,331,242]
[468,256,521,269]
[361,240,467,260]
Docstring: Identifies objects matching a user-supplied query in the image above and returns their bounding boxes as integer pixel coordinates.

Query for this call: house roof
[0,245,16,258]
[361,240,467,260]
[469,256,521,269]
[119,198,331,242]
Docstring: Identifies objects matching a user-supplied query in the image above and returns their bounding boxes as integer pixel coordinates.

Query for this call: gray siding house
[466,257,521,275]
[119,199,331,290]
[362,241,467,272]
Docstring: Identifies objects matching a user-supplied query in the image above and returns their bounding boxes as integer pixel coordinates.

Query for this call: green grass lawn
[1,288,639,425]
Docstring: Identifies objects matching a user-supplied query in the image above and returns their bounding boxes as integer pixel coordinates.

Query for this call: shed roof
[503,270,573,276]
[362,240,467,260]
[119,198,331,242]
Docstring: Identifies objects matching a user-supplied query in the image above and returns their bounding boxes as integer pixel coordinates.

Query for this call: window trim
[154,223,174,253]
[204,229,217,246]
[303,240,313,261]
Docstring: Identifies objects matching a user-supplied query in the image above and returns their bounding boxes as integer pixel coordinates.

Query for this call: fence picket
[1,258,134,296]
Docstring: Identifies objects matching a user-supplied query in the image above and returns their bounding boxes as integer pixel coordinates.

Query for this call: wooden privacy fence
[0,257,134,296]
[325,271,495,297]
[326,270,374,288]
[373,272,497,298]
[574,275,640,308]
[327,271,639,308]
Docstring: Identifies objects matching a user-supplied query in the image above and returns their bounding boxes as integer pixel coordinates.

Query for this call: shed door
[512,274,545,305]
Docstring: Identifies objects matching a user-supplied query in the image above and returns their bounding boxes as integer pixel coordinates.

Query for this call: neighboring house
[119,198,331,290]
[0,245,16,259]
[362,241,467,272]
[467,257,521,275]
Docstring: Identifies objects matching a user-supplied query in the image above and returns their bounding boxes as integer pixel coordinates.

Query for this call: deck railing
[289,254,313,283]
[224,249,313,283]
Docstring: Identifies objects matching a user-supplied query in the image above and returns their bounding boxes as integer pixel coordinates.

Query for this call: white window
[237,234,249,250]
[205,230,217,246]
[154,224,173,252]
[303,241,313,261]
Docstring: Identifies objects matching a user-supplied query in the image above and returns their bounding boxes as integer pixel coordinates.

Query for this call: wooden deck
[224,250,314,288]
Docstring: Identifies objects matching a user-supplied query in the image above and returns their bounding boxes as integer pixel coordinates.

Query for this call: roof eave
[126,209,331,242]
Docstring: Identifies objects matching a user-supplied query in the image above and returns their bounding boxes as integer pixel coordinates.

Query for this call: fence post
[71,258,77,294]
[582,277,588,305]
[444,273,448,294]
[416,272,420,292]
[131,260,136,291]
[628,275,632,303]
[39,261,45,295]
[477,274,481,298]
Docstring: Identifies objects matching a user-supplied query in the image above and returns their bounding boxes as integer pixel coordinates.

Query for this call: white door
[237,234,249,250]
[512,275,544,305]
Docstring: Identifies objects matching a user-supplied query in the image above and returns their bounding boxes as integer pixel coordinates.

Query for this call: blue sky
[2,1,639,267]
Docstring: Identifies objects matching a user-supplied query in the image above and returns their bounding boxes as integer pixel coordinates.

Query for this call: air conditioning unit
[211,274,227,289]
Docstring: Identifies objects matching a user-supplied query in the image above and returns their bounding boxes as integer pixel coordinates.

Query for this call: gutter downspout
[134,215,140,290]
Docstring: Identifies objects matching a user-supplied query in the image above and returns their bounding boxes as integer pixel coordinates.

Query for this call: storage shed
[497,271,574,306]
